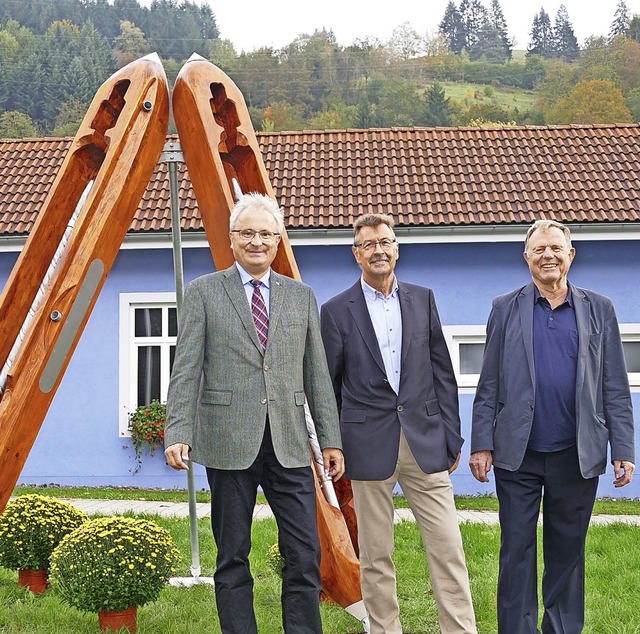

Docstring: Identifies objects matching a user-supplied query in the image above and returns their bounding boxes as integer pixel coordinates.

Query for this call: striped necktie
[250,279,269,349]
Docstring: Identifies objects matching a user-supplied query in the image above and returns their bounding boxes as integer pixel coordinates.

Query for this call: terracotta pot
[17,569,48,593]
[98,606,137,633]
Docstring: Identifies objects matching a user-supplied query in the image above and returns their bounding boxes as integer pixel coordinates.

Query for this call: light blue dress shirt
[361,276,402,394]
[236,262,271,314]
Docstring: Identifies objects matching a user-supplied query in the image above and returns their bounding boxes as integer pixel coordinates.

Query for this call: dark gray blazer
[472,282,635,478]
[164,265,341,470]
[321,280,463,481]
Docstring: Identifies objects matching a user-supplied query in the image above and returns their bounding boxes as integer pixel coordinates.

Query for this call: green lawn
[439,81,536,113]
[1,515,639,633]
[12,484,640,515]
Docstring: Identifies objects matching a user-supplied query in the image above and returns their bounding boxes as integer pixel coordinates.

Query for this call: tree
[533,59,578,116]
[527,8,553,58]
[470,22,510,63]
[439,1,465,54]
[553,4,579,62]
[424,82,452,126]
[113,19,153,68]
[50,99,88,136]
[307,99,357,129]
[609,0,630,40]
[459,0,488,51]
[387,22,424,60]
[0,111,38,137]
[628,15,640,42]
[262,102,306,131]
[487,0,512,58]
[548,79,632,124]
[377,77,424,127]
[206,38,238,74]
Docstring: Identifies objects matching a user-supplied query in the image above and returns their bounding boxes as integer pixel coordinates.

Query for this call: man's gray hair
[353,213,395,241]
[229,192,285,234]
[524,219,572,251]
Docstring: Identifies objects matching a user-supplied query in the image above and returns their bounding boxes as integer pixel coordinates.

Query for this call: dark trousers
[206,425,322,634]
[494,446,598,634]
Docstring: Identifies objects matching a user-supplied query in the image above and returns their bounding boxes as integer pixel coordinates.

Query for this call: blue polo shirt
[528,287,578,452]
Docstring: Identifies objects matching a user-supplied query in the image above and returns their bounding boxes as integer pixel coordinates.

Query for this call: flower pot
[18,569,48,593]
[98,606,137,633]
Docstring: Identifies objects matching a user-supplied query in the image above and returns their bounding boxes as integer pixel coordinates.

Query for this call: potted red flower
[127,400,166,473]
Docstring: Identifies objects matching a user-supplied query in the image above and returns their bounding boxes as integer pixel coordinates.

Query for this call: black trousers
[206,425,322,634]
[494,446,598,634]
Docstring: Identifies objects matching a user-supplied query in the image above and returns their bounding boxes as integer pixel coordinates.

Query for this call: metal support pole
[161,140,212,585]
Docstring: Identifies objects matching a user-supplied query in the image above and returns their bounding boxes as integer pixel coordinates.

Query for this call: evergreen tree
[77,22,114,95]
[609,0,631,40]
[470,22,510,63]
[527,8,553,58]
[553,4,579,62]
[9,50,47,124]
[439,1,465,54]
[459,0,488,51]
[629,15,640,42]
[488,0,512,59]
[424,82,452,126]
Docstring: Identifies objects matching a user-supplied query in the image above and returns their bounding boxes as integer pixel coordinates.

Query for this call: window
[444,324,640,390]
[619,325,640,388]
[442,326,486,389]
[119,293,176,436]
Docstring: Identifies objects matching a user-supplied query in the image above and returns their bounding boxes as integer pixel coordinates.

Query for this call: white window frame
[118,292,177,437]
[443,323,640,391]
[619,324,640,388]
[442,325,486,391]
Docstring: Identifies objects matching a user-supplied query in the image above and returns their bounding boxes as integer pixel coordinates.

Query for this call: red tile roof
[2,124,640,236]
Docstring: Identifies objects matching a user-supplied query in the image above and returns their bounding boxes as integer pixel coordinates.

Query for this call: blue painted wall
[4,237,639,499]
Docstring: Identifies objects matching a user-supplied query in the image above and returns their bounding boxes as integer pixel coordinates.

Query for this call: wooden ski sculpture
[0,52,366,628]
[172,53,366,625]
[0,54,170,510]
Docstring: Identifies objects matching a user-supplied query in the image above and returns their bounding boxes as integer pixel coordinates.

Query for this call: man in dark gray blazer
[321,213,476,634]
[164,193,344,634]
[471,219,635,634]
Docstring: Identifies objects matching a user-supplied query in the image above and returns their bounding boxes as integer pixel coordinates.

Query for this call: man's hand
[322,448,345,481]
[449,452,461,474]
[613,460,635,488]
[165,443,190,471]
[469,450,493,483]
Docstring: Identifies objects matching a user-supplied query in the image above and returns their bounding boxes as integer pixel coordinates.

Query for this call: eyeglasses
[353,238,397,252]
[231,229,280,243]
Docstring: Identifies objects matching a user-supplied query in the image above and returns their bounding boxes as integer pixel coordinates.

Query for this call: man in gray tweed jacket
[164,193,344,634]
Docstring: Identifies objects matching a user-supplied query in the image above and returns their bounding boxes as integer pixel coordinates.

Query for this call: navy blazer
[321,280,463,481]
[472,282,635,478]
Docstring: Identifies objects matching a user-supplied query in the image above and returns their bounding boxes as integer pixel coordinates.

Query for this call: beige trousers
[351,431,477,634]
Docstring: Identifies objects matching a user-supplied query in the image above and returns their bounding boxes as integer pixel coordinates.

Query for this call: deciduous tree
[548,79,632,123]
[0,110,38,137]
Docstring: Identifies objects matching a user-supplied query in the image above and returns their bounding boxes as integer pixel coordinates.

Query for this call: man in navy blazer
[321,213,476,634]
[471,219,635,634]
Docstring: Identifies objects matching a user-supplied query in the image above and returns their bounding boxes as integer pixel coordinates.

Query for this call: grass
[11,485,640,515]
[439,81,536,113]
[1,515,639,633]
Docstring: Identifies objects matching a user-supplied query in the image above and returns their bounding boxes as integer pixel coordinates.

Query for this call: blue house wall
[4,236,639,499]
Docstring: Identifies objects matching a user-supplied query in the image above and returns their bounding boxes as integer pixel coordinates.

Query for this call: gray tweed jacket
[164,264,341,469]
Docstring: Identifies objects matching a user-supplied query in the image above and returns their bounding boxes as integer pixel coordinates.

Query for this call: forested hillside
[1,0,639,137]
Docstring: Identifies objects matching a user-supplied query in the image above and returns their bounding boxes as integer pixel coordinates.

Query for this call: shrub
[0,495,88,572]
[49,516,181,613]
